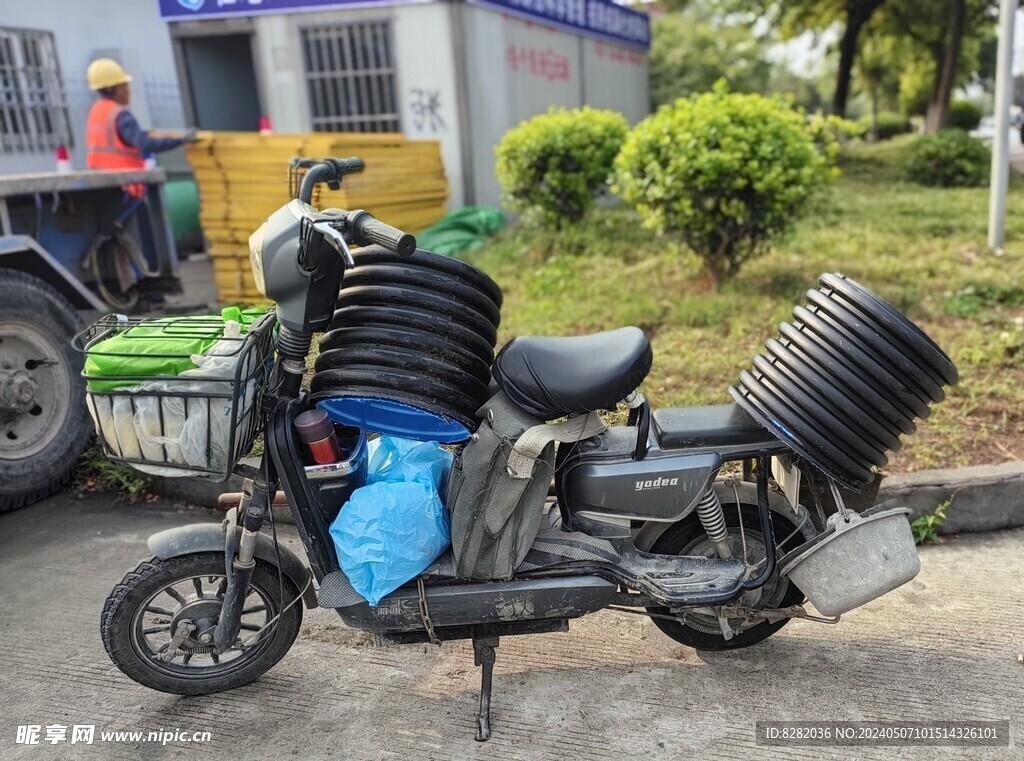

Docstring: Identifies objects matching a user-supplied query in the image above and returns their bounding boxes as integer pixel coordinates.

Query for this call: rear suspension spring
[695,488,732,559]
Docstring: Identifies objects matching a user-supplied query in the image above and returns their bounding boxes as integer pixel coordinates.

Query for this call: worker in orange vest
[85,58,196,195]
[85,58,196,289]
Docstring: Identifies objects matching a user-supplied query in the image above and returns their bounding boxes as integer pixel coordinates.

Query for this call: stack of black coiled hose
[311,246,502,429]
[731,273,958,489]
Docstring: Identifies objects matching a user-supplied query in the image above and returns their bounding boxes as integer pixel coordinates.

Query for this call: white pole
[989,0,1019,252]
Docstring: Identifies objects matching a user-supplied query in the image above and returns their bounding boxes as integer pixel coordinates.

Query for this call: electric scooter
[95,158,957,741]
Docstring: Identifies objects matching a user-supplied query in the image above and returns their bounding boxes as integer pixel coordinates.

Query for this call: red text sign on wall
[506,45,572,82]
[595,42,645,67]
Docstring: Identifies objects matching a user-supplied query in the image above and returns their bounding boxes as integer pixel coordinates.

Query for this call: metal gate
[0,27,73,154]
[300,21,400,134]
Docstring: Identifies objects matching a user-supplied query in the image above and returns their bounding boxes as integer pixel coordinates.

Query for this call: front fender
[146,522,318,609]
[633,481,816,552]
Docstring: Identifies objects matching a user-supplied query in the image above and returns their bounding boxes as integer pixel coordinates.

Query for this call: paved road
[1,491,1021,760]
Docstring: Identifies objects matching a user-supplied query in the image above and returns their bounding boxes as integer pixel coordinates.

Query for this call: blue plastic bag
[329,436,453,606]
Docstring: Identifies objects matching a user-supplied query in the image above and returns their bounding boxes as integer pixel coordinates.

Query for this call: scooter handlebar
[329,157,366,176]
[297,157,365,204]
[348,209,417,256]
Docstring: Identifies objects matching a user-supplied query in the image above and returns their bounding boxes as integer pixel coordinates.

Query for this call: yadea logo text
[634,476,678,491]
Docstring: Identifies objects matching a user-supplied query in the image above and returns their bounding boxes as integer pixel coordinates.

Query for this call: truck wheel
[0,270,91,512]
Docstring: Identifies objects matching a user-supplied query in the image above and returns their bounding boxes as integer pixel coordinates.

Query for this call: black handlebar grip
[349,209,417,256]
[333,157,365,175]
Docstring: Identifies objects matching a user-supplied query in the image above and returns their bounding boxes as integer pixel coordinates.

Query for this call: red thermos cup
[294,409,343,464]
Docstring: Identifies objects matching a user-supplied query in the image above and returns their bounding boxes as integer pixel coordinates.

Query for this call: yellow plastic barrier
[184,131,449,303]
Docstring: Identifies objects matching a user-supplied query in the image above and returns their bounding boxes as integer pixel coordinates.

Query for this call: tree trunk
[833,18,860,117]
[833,0,885,118]
[870,85,880,141]
[926,0,967,133]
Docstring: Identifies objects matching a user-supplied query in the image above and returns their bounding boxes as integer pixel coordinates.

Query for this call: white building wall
[581,38,649,123]
[461,5,648,207]
[0,0,185,175]
[249,4,466,206]
[252,13,310,135]
[394,4,463,207]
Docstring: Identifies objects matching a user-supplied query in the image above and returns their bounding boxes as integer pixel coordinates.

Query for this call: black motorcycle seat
[493,327,653,420]
[652,403,779,449]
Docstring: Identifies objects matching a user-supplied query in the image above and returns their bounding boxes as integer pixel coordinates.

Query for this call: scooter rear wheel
[100,553,302,695]
[646,504,805,650]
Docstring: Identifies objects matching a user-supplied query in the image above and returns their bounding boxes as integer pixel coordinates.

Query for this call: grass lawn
[467,136,1024,474]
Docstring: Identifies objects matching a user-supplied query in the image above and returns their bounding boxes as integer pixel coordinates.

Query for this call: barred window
[301,22,400,133]
[0,28,73,153]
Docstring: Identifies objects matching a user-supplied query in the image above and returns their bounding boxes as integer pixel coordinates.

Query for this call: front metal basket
[74,312,276,481]
[288,157,321,204]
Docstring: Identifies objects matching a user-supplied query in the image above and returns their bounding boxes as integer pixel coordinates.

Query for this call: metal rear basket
[74,312,276,481]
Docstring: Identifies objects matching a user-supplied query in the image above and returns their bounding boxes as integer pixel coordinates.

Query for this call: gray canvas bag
[448,391,605,580]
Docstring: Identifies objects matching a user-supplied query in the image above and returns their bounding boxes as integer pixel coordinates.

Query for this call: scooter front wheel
[101,553,302,695]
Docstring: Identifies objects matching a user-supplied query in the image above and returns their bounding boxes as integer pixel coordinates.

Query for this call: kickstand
[472,636,499,741]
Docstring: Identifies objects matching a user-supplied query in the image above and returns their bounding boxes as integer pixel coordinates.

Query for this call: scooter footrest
[637,566,742,597]
[555,515,748,605]
[598,537,747,606]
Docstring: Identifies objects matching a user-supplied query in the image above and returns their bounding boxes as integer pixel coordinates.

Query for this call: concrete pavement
[0,491,1021,760]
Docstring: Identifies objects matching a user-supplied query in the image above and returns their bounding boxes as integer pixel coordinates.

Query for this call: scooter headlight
[248,223,268,297]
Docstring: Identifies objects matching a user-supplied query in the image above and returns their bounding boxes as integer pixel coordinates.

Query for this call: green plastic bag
[85,306,266,392]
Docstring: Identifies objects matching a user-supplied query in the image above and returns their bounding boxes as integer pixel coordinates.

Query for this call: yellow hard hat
[87,58,132,91]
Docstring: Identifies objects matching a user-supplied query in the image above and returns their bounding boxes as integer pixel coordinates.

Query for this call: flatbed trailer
[0,168,181,510]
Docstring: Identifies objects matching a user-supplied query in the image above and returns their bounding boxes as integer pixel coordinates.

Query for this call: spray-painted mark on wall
[409,89,446,132]
[505,45,571,82]
[595,42,645,66]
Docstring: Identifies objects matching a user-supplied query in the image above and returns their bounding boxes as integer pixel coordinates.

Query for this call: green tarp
[415,206,506,257]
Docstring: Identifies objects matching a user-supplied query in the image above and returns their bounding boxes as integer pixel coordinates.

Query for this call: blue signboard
[469,0,650,50]
[159,0,650,50]
[158,0,411,20]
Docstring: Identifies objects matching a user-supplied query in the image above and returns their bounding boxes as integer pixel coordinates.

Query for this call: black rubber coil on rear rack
[731,273,958,490]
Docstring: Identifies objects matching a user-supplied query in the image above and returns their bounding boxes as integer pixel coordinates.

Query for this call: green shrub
[807,113,866,165]
[494,107,629,229]
[947,100,983,131]
[861,111,914,141]
[905,130,990,187]
[613,88,831,283]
